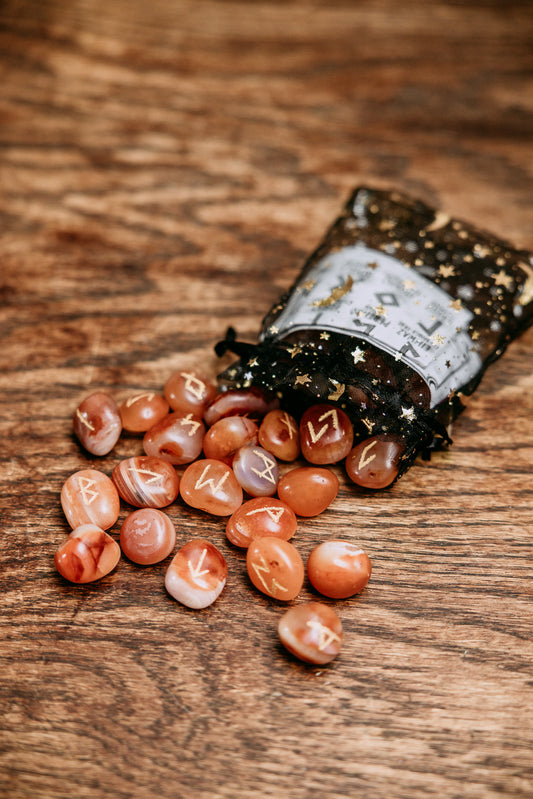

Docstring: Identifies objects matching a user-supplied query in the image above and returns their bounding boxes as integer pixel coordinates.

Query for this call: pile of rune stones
[55,368,401,665]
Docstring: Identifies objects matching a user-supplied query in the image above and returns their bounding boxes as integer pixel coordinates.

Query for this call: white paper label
[264,244,482,407]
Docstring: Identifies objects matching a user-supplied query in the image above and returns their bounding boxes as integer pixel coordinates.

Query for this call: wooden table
[1,2,532,797]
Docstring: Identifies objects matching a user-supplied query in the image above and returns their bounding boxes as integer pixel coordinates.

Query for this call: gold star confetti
[311,276,353,307]
[449,299,462,311]
[374,304,387,317]
[394,351,403,361]
[289,345,302,359]
[320,331,330,340]
[492,269,514,290]
[471,330,480,340]
[367,260,379,269]
[300,279,316,292]
[269,325,279,335]
[295,374,311,386]
[432,333,445,346]
[400,407,416,422]
[351,346,366,365]
[438,264,456,278]
[403,279,416,291]
[517,261,533,306]
[248,358,259,367]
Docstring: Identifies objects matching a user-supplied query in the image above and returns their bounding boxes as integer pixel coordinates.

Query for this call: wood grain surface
[1,1,532,798]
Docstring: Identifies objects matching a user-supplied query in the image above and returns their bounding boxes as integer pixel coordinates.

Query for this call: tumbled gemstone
[143,411,205,465]
[246,537,304,601]
[61,468,120,530]
[202,415,258,464]
[164,369,217,416]
[345,434,404,489]
[179,458,243,516]
[299,403,353,464]
[278,602,343,664]
[232,445,279,497]
[119,392,169,433]
[277,466,339,517]
[203,388,279,426]
[307,540,372,598]
[54,524,121,583]
[120,508,176,565]
[112,456,179,508]
[73,392,122,456]
[258,409,300,462]
[165,538,227,608]
[226,497,297,548]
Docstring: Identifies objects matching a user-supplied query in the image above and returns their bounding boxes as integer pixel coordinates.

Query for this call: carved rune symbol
[179,413,202,436]
[75,409,95,431]
[245,506,285,524]
[251,450,277,484]
[306,409,339,443]
[128,467,162,484]
[251,554,288,596]
[194,464,230,494]
[358,440,377,471]
[125,392,154,407]
[188,548,209,583]
[78,476,99,505]
[280,412,298,439]
[306,620,342,651]
[181,372,206,401]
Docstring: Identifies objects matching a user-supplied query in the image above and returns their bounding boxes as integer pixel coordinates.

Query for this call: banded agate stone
[61,468,120,530]
[278,602,343,665]
[165,539,227,609]
[54,524,120,583]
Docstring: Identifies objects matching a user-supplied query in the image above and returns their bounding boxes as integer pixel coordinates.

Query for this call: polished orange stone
[277,466,339,517]
[226,497,297,548]
[179,458,243,516]
[164,369,217,416]
[299,403,353,464]
[120,508,176,565]
[203,387,279,426]
[246,537,304,601]
[165,538,227,608]
[54,524,121,583]
[143,411,205,465]
[345,434,404,489]
[61,468,120,530]
[112,456,179,508]
[202,415,258,464]
[258,409,300,462]
[119,392,169,433]
[278,602,343,664]
[232,445,279,497]
[73,392,122,456]
[307,540,372,598]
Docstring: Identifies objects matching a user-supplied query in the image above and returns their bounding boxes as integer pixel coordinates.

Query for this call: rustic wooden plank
[1,1,532,798]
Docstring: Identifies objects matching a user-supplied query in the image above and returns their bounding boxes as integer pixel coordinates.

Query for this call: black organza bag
[216,187,533,481]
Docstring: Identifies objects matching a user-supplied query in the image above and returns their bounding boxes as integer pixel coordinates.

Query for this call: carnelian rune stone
[54,524,121,583]
[179,459,243,516]
[278,602,343,665]
[226,497,297,548]
[165,538,227,609]
[202,415,258,464]
[232,445,279,497]
[143,411,205,465]
[307,540,372,599]
[300,403,353,465]
[119,392,169,433]
[61,468,120,530]
[258,409,300,462]
[345,434,404,489]
[112,456,179,508]
[73,392,122,456]
[246,537,304,601]
[164,370,217,416]
[277,466,339,517]
[120,508,176,565]
[203,388,279,426]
